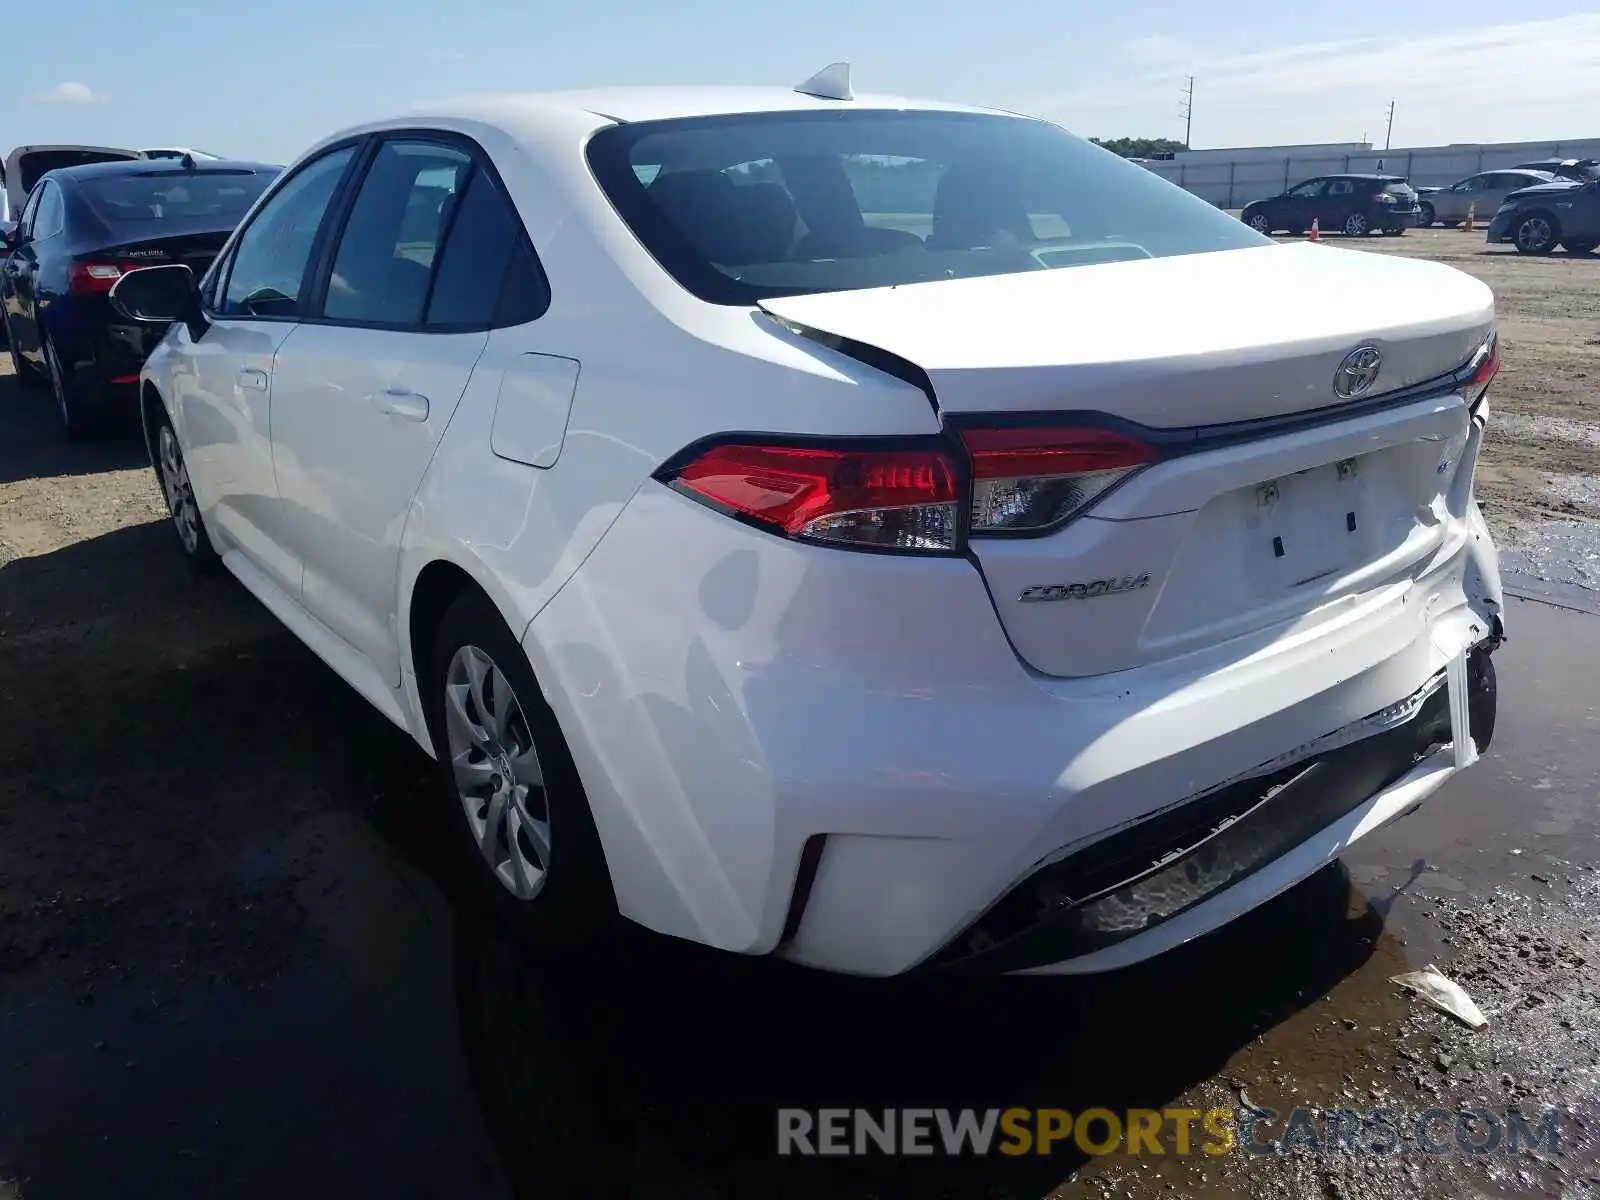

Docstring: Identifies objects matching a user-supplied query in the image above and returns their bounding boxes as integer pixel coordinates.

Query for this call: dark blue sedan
[1,155,279,438]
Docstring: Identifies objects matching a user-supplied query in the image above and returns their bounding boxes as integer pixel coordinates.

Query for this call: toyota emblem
[1333,346,1382,399]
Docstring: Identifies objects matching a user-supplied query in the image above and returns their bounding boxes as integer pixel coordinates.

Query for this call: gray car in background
[1416,169,1555,228]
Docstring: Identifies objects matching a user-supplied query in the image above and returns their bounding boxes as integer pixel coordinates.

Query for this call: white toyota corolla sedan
[114,66,1505,977]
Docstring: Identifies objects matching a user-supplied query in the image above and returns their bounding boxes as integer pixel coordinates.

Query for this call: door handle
[375,388,429,421]
[237,366,268,391]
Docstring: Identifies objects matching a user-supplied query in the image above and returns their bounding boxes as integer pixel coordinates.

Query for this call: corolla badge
[1019,574,1152,602]
[1333,345,1382,399]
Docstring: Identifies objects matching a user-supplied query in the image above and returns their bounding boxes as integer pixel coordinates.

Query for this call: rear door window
[321,140,471,326]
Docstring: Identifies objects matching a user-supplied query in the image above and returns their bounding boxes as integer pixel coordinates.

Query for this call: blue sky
[19,0,1600,163]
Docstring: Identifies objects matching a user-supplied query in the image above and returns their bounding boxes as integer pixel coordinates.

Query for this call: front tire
[425,589,616,950]
[1514,212,1558,255]
[151,408,220,570]
[1245,211,1272,234]
[1343,213,1370,237]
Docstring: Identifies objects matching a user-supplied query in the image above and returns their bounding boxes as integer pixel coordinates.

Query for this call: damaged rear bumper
[925,639,1498,977]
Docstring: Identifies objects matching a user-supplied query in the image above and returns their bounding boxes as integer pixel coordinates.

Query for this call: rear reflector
[668,442,961,551]
[962,426,1154,533]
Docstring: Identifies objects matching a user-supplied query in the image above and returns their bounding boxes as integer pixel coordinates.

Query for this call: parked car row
[1242,158,1600,256]
[0,145,273,434]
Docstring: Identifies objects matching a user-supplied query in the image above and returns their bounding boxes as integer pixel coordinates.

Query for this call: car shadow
[0,369,147,485]
[444,859,1392,1198]
[0,513,1400,1200]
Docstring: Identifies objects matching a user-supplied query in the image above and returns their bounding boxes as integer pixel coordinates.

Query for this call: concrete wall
[1147,138,1600,209]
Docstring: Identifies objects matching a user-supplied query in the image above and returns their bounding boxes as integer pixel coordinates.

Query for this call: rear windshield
[19,150,139,194]
[586,110,1268,304]
[1379,179,1415,194]
[78,169,278,224]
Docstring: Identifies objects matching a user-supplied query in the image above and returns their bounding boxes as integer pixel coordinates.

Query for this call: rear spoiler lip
[760,305,1490,454]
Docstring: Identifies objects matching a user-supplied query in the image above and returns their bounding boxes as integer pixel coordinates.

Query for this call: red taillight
[661,426,1157,553]
[1468,335,1499,390]
[962,426,1154,534]
[70,261,129,294]
[668,442,961,551]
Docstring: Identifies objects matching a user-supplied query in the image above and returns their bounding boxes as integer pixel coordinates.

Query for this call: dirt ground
[2,236,1600,1200]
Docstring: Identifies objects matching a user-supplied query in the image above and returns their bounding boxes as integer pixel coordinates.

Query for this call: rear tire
[1245,211,1272,234]
[1343,213,1370,236]
[44,332,96,441]
[1514,212,1559,255]
[151,408,221,570]
[424,588,617,951]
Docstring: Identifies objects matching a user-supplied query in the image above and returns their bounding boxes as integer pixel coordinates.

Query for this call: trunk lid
[759,243,1491,426]
[760,243,1494,679]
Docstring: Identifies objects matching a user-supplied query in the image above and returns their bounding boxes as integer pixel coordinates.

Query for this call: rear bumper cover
[923,643,1495,975]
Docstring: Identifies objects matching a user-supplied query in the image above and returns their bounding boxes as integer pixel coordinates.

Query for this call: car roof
[1318,173,1405,181]
[416,86,997,124]
[44,157,279,184]
[319,85,1017,155]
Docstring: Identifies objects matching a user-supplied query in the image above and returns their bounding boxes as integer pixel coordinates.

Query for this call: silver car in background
[1417,169,1555,228]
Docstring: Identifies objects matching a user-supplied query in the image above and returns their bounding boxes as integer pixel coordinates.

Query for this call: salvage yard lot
[1,228,1598,1200]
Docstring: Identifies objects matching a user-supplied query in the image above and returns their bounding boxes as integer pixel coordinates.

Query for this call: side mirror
[109,264,198,324]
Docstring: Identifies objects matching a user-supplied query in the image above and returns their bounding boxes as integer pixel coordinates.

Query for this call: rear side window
[495,237,550,325]
[323,140,471,326]
[1326,180,1354,196]
[424,169,521,327]
[587,110,1266,305]
[32,183,65,239]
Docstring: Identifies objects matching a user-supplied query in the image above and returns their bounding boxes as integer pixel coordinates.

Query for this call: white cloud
[1015,15,1600,148]
[31,80,108,105]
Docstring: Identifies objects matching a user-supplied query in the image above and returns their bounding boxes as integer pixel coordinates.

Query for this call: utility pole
[1180,75,1195,149]
[1384,99,1396,151]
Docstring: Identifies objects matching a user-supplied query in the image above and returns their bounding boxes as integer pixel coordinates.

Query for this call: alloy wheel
[444,644,551,901]
[1247,213,1270,233]
[45,337,70,429]
[157,424,202,554]
[1516,216,1554,254]
[1343,214,1368,236]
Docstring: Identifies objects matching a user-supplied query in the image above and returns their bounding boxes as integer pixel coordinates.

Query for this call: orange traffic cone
[1308,218,1321,242]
